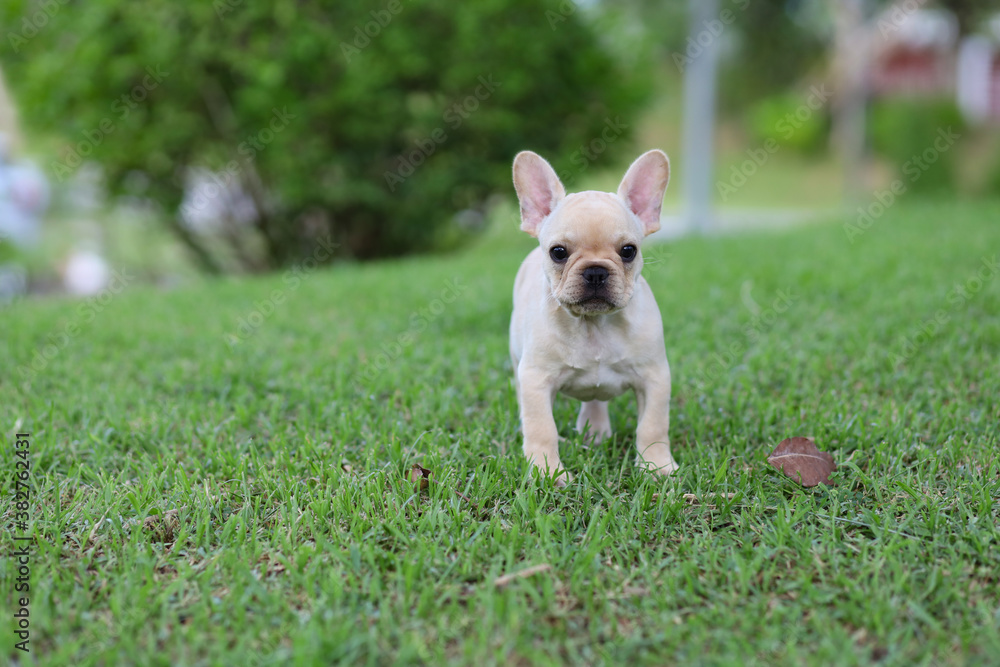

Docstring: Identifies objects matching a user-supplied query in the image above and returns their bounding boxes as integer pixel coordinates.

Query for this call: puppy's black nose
[583,266,609,288]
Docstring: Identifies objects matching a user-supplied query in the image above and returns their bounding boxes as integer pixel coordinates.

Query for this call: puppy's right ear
[512,151,566,237]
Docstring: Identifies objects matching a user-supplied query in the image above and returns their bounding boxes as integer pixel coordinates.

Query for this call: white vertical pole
[0,65,24,154]
[682,0,719,233]
[833,0,868,204]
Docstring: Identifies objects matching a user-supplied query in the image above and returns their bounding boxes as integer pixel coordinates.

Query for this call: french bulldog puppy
[509,149,676,485]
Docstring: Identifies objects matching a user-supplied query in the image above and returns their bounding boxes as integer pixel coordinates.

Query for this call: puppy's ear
[617,149,670,236]
[512,151,566,237]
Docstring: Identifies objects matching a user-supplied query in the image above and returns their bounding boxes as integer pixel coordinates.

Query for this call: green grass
[2,198,999,666]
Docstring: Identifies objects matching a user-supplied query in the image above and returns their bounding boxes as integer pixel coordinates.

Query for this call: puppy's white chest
[557,334,635,402]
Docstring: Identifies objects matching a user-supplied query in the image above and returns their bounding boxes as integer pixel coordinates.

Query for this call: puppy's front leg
[634,370,678,475]
[517,367,568,485]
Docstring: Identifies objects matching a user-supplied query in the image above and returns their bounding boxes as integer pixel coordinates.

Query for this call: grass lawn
[2,198,999,666]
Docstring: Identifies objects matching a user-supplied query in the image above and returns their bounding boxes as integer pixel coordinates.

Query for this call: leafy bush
[983,143,1000,197]
[1,0,651,270]
[869,100,966,195]
[746,91,829,156]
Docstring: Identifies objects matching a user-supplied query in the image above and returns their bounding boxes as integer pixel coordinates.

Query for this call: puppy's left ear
[617,149,670,236]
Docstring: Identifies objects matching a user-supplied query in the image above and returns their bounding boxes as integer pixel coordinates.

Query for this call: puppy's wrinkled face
[538,193,644,315]
[512,149,670,318]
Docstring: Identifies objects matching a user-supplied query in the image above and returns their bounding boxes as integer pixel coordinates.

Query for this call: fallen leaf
[493,564,552,587]
[767,437,836,487]
[408,464,432,490]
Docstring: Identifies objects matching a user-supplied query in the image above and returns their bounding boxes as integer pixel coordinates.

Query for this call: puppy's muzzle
[582,266,609,289]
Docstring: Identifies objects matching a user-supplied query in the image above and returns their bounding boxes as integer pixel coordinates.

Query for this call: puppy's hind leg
[576,400,612,442]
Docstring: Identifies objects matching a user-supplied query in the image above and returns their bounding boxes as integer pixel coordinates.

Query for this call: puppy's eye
[619,245,637,262]
[549,246,569,263]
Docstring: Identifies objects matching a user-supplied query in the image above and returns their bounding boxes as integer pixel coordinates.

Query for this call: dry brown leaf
[408,464,432,490]
[767,437,836,487]
[494,564,552,587]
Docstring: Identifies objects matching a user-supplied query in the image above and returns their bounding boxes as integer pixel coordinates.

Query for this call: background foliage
[1,0,651,270]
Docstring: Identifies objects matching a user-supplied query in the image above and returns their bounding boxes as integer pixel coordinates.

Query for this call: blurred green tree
[1,0,651,271]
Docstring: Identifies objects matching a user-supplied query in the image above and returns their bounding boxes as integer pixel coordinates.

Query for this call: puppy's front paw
[636,443,678,476]
[525,452,572,487]
[638,458,679,476]
[547,469,573,487]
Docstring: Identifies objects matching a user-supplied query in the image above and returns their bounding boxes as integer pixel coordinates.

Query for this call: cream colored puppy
[509,149,676,485]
